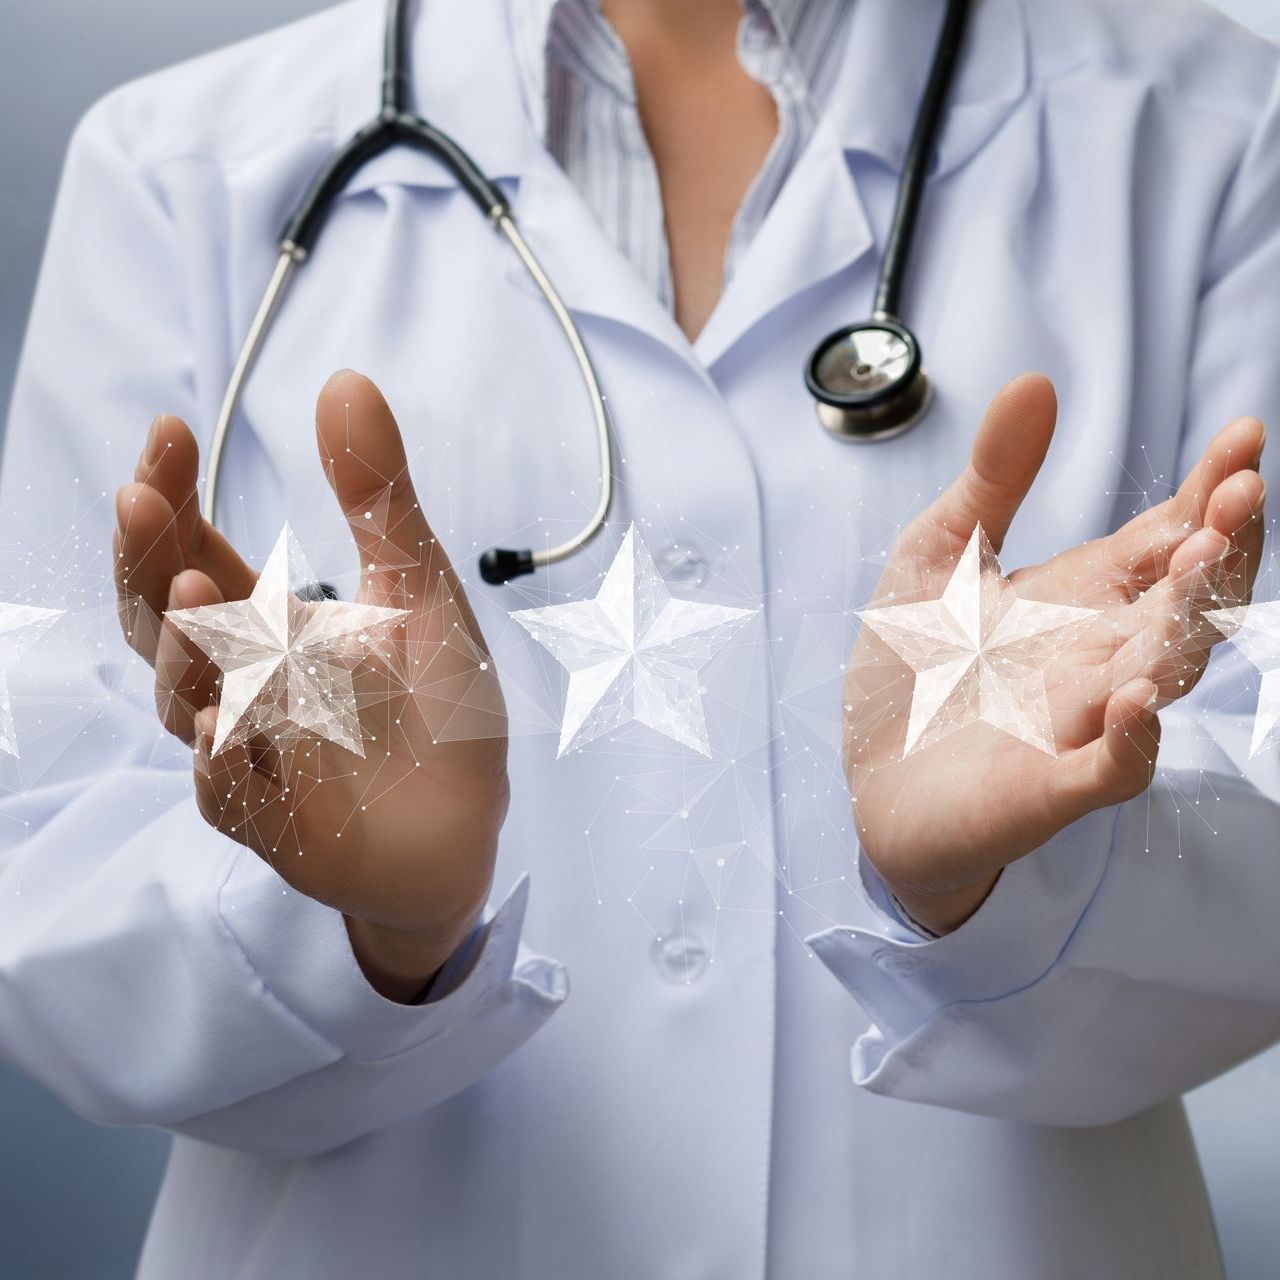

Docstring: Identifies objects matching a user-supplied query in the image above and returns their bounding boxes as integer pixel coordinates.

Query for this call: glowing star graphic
[0,604,64,757]
[166,525,408,757]
[1206,601,1280,758]
[857,525,1099,757]
[512,524,757,757]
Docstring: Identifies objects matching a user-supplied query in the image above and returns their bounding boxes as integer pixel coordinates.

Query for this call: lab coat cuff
[219,865,567,1063]
[806,806,1120,1046]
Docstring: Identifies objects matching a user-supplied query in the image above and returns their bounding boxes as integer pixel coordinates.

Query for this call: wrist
[883,871,1000,936]
[345,911,481,1003]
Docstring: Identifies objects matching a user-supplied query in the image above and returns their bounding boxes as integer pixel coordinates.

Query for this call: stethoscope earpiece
[805,317,931,442]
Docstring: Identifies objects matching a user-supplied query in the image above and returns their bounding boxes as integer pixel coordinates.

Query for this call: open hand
[845,375,1266,934]
[114,371,508,999]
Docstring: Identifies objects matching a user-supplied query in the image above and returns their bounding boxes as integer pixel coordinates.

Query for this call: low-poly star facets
[1206,600,1280,758]
[857,525,1099,757]
[511,524,758,757]
[166,524,408,757]
[0,604,65,757]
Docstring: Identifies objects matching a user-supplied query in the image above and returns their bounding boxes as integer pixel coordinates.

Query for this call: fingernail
[143,416,163,467]
[167,576,181,611]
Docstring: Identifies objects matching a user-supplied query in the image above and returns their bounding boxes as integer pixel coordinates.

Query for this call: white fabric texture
[0,1,1278,1276]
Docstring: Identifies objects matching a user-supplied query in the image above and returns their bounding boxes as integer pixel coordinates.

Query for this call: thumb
[928,373,1058,553]
[315,369,448,608]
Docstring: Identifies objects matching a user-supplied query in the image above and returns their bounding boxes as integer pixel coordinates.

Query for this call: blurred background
[2,1,1279,1276]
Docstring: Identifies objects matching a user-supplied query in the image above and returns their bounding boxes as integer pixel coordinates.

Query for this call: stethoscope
[202,0,970,585]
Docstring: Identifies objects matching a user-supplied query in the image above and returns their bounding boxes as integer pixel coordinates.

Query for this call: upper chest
[179,61,1236,612]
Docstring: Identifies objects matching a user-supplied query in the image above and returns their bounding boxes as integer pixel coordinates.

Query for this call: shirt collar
[506,0,848,138]
[507,0,627,139]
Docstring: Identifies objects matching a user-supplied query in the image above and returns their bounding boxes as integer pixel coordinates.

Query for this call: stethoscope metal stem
[492,214,614,570]
[200,214,615,576]
[202,248,299,525]
[202,0,964,574]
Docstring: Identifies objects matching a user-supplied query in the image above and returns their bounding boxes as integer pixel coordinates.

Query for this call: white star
[0,604,64,757]
[511,525,757,757]
[1206,600,1280,758]
[857,525,1098,757]
[166,525,408,757]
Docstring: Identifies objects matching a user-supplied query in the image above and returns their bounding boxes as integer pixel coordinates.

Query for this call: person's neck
[597,0,777,339]
[601,0,745,64]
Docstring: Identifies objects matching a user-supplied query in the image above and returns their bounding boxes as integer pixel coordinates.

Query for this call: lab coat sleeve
[810,70,1280,1127]
[0,90,565,1161]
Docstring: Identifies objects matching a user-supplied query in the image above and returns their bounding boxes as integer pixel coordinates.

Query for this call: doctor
[3,0,1280,1276]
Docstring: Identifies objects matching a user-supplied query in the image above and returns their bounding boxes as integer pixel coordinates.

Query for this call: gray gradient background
[1,2,1279,1276]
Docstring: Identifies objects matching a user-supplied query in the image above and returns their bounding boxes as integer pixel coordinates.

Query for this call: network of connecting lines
[0,395,1272,973]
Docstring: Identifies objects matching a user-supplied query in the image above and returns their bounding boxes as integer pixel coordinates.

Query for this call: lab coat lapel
[832,0,1030,178]
[331,0,694,361]
[695,0,1030,370]
[693,114,874,370]
[507,145,693,358]
[326,0,1029,370]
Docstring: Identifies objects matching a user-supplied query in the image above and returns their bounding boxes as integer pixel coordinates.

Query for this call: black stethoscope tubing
[202,0,970,584]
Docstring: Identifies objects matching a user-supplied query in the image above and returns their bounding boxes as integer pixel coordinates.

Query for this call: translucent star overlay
[0,604,64,757]
[1206,601,1280,757]
[857,525,1099,757]
[511,524,758,757]
[166,525,408,757]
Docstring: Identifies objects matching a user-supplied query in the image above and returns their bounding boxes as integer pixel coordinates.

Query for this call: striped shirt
[506,0,853,310]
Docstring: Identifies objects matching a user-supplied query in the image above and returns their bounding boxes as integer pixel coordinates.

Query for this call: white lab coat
[3,0,1280,1276]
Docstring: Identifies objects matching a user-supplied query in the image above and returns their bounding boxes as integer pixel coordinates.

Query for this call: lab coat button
[655,542,709,588]
[651,932,709,984]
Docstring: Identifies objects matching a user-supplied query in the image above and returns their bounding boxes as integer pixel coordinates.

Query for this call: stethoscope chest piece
[805,317,931,442]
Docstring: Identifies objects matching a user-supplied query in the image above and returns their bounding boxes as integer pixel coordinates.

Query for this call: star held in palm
[1205,600,1280,758]
[856,524,1100,757]
[166,524,408,757]
[0,603,65,758]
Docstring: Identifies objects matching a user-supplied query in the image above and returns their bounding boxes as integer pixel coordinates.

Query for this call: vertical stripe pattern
[508,0,853,311]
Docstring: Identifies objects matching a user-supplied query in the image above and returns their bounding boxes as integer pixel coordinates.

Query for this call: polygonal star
[511,524,757,757]
[857,524,1098,757]
[166,524,407,757]
[1205,600,1280,758]
[0,604,64,757]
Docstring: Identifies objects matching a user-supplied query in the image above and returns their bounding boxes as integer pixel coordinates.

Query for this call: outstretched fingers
[115,481,183,660]
[1052,678,1162,822]
[918,373,1058,555]
[115,414,259,662]
[1099,416,1264,594]
[192,705,286,858]
[1106,527,1233,706]
[129,414,260,599]
[154,569,224,744]
[315,370,447,608]
[314,368,493,665]
[1203,464,1266,601]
